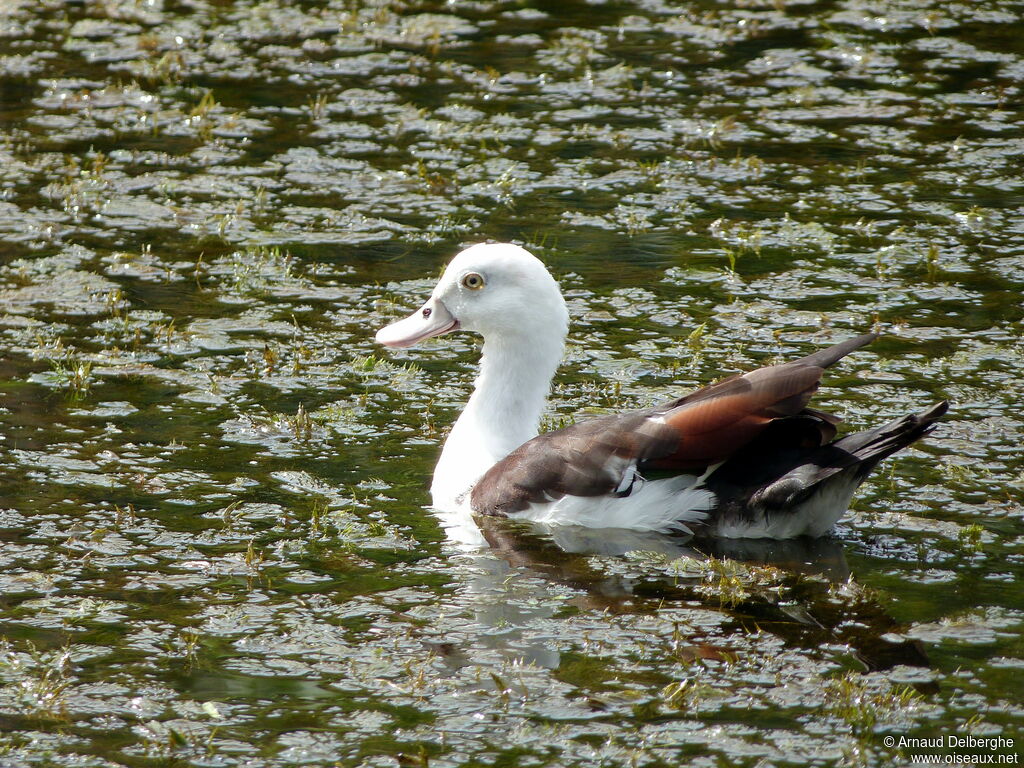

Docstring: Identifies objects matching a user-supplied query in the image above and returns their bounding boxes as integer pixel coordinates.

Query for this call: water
[0,1,1022,766]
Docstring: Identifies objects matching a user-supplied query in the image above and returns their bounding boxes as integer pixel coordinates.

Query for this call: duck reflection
[435,509,929,674]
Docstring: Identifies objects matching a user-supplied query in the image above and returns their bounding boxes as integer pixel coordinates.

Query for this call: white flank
[511,473,715,533]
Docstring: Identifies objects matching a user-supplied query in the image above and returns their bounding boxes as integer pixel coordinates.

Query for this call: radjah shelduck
[376,243,946,539]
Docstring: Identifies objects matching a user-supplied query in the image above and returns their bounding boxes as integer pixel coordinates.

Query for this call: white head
[375,243,569,349]
[377,243,570,510]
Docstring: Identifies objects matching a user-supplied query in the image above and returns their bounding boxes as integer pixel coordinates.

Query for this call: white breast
[508,473,716,534]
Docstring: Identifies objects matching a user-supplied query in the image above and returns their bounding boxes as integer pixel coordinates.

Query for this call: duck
[375,242,947,539]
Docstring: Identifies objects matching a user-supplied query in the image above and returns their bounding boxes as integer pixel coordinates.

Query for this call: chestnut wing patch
[644,358,827,469]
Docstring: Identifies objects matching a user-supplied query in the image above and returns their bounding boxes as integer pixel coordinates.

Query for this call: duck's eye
[461,272,485,290]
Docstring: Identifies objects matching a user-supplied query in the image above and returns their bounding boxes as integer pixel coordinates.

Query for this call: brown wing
[471,334,878,517]
[644,332,878,469]
[642,360,826,469]
[471,411,679,515]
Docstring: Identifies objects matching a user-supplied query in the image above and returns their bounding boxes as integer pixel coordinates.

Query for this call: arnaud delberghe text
[895,736,1015,751]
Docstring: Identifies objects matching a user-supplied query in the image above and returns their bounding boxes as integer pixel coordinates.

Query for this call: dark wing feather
[471,334,878,517]
[471,412,680,515]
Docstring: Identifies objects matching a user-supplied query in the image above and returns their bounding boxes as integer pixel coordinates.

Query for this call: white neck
[431,328,564,508]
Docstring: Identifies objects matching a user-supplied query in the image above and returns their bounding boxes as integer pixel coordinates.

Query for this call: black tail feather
[753,401,948,510]
[830,400,947,469]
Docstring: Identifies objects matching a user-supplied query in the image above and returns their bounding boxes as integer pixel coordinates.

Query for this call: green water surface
[0,1,1022,766]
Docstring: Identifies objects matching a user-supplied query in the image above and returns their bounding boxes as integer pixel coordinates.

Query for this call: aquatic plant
[823,672,921,736]
[0,641,72,722]
[49,357,93,398]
